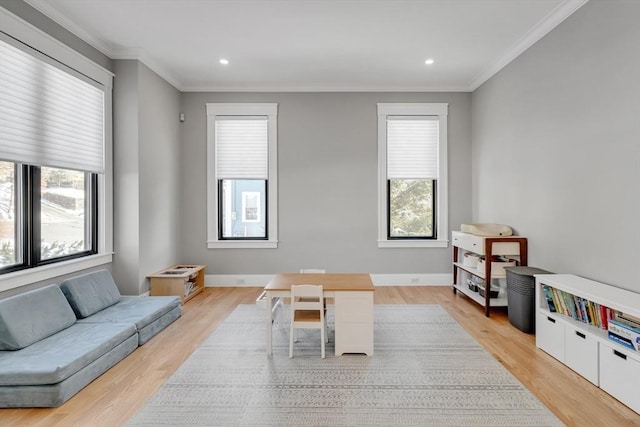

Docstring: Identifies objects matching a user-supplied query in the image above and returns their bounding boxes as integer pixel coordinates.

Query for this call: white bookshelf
[535,274,640,413]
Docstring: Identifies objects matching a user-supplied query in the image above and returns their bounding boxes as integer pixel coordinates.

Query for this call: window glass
[40,167,90,260]
[220,179,266,239]
[389,179,435,238]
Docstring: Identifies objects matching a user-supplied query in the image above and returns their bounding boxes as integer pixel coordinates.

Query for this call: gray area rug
[127,304,563,426]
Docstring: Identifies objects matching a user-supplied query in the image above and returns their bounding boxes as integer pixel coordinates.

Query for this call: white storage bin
[599,340,640,413]
[536,314,565,362]
[477,257,516,277]
[462,252,480,268]
[565,326,599,385]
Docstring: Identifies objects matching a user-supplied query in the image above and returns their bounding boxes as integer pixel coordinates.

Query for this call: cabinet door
[536,313,565,362]
[564,326,598,385]
[335,292,374,355]
[599,341,640,413]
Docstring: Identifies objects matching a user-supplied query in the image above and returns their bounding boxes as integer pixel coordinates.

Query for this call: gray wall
[113,60,181,295]
[0,0,113,72]
[179,92,472,276]
[112,60,141,295]
[138,62,181,289]
[471,0,640,291]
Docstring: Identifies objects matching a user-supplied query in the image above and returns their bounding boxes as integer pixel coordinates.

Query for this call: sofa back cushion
[0,284,77,350]
[60,269,121,318]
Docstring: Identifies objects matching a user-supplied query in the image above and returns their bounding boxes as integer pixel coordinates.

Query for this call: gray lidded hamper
[504,266,552,334]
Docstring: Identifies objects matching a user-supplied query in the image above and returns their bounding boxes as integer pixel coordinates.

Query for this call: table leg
[266,291,273,355]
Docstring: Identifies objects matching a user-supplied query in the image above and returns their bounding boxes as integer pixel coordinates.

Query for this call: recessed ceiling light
[424,58,435,65]
[219,58,229,65]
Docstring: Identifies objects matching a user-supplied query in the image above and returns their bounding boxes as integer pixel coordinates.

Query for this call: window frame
[377,103,449,248]
[206,103,278,249]
[0,8,113,292]
[0,165,99,274]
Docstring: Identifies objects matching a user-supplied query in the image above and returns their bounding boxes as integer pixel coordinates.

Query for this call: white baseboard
[205,273,453,287]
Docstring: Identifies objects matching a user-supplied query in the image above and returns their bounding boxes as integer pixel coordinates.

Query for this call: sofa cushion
[0,322,137,386]
[77,296,181,344]
[0,285,76,351]
[60,269,121,318]
[0,333,138,407]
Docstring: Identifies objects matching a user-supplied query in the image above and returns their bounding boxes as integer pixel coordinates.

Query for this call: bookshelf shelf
[535,274,640,413]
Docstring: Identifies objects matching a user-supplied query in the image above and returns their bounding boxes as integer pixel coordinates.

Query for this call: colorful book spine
[543,286,556,313]
[544,286,616,330]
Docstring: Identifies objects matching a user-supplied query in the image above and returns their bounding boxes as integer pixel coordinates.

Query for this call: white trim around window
[206,103,278,249]
[377,103,449,248]
[0,7,113,290]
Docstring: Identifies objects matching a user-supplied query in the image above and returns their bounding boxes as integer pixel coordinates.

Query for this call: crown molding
[469,0,589,91]
[24,0,111,56]
[24,0,589,94]
[110,47,184,90]
[23,0,184,90]
[182,85,471,93]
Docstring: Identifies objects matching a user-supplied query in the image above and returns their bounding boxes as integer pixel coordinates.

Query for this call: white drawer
[452,231,521,256]
[565,326,599,385]
[452,231,484,254]
[536,313,565,362]
[335,292,373,323]
[599,340,640,413]
[335,322,374,355]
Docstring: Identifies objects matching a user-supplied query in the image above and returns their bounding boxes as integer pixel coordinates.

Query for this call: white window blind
[0,38,105,174]
[386,116,439,179]
[215,116,268,179]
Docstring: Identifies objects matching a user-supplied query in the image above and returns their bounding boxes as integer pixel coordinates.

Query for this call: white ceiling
[24,0,588,92]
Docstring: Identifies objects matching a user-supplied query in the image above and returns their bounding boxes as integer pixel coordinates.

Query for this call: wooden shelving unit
[148,264,206,305]
[452,231,527,317]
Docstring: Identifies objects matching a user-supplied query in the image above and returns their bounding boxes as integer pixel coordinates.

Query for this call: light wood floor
[1,286,638,427]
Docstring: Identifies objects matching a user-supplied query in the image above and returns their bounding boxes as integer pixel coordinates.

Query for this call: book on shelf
[542,285,615,330]
[184,281,195,296]
[608,331,638,351]
[608,319,640,351]
[543,286,556,312]
[617,313,640,329]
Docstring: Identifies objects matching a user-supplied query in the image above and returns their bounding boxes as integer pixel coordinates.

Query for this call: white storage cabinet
[535,274,640,413]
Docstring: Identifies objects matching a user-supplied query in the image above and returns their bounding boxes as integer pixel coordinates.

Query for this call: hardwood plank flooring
[1,286,638,426]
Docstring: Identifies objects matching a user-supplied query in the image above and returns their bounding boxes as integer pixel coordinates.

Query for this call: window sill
[378,239,449,248]
[207,240,278,249]
[0,252,113,293]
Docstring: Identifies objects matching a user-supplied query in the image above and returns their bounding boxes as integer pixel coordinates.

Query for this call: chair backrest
[290,285,324,311]
[300,268,326,274]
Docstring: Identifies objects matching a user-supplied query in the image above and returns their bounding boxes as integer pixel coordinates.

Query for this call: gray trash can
[504,266,552,334]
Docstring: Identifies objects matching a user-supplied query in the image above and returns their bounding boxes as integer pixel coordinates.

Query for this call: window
[206,104,278,248]
[0,19,112,287]
[0,163,97,272]
[377,103,448,248]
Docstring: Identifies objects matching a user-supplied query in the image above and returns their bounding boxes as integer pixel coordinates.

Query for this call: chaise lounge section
[0,270,181,407]
[60,270,182,345]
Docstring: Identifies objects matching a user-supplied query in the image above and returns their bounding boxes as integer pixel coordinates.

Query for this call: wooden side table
[148,264,206,304]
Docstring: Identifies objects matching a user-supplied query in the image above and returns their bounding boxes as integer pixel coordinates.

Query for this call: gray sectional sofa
[0,269,181,407]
